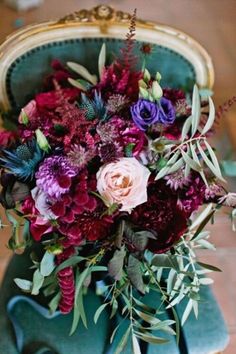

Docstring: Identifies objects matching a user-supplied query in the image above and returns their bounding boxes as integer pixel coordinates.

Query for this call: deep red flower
[75,211,114,241]
[131,180,187,253]
[56,246,76,314]
[163,88,186,105]
[99,62,142,102]
[35,88,79,112]
[0,130,18,148]
[21,196,53,241]
[177,175,206,216]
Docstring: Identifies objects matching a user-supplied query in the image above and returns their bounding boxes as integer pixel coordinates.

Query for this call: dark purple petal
[159,98,176,125]
[130,99,160,131]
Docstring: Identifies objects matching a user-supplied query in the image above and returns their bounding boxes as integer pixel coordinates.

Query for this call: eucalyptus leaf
[98,43,106,80]
[199,277,214,285]
[67,62,97,85]
[132,297,156,314]
[127,256,145,294]
[191,85,201,136]
[134,309,160,325]
[68,78,87,91]
[197,239,216,250]
[55,256,85,274]
[196,141,225,182]
[110,323,121,344]
[49,292,61,313]
[167,269,176,295]
[181,116,192,141]
[197,261,221,272]
[192,299,199,318]
[31,269,44,295]
[75,267,90,301]
[78,286,87,328]
[110,299,118,318]
[181,149,202,172]
[94,303,108,324]
[108,246,126,281]
[181,299,193,325]
[167,157,184,174]
[40,252,55,277]
[204,141,225,182]
[134,332,169,344]
[14,278,32,292]
[151,254,178,269]
[201,97,215,135]
[132,334,141,354]
[70,269,81,335]
[191,210,215,240]
[132,231,154,251]
[155,152,180,180]
[114,325,131,354]
[190,203,213,231]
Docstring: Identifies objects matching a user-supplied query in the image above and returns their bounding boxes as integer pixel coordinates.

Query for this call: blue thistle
[80,90,109,121]
[0,140,44,180]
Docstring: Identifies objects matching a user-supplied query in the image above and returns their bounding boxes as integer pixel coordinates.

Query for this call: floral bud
[143,68,151,82]
[139,86,149,99]
[155,72,162,82]
[152,81,163,100]
[138,79,147,89]
[35,129,51,153]
[19,110,29,125]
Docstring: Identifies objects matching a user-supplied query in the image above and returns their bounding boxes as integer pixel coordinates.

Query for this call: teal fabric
[0,253,180,354]
[176,285,229,354]
[6,38,195,110]
[0,252,229,353]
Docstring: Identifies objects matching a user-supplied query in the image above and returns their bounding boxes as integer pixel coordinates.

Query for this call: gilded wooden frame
[0,4,214,111]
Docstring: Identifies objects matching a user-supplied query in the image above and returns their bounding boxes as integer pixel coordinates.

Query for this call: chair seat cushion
[0,252,229,354]
[176,285,229,354]
[0,253,179,354]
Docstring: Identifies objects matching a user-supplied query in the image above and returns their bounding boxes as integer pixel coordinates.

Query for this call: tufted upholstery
[6,38,195,110]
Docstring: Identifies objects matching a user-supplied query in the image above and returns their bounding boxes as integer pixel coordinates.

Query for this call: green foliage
[155,84,224,184]
[127,255,145,294]
[108,246,126,281]
[40,252,55,276]
[14,278,32,292]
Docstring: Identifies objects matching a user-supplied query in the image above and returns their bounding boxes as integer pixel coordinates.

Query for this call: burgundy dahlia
[36,155,77,198]
[131,180,187,253]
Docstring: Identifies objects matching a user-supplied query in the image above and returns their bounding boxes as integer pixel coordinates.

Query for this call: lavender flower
[36,156,77,198]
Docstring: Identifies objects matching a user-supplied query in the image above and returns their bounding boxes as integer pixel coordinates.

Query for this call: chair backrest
[0,4,214,112]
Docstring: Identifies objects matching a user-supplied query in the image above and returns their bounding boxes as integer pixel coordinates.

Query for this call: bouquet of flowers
[0,14,235,352]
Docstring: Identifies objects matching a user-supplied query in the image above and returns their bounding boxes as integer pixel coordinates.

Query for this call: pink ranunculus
[96,157,151,213]
[18,100,38,123]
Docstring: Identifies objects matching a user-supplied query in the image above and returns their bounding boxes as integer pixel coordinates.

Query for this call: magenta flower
[36,155,77,198]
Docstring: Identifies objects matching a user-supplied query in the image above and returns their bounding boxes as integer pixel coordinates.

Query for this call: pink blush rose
[96,157,151,213]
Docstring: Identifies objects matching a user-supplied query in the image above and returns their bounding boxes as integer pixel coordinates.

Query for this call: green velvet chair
[0,5,229,354]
